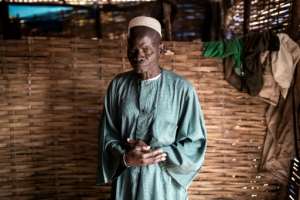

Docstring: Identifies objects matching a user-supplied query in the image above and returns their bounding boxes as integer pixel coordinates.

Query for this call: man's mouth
[133,59,146,66]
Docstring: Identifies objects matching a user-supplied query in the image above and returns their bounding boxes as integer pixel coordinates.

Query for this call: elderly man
[97,16,207,200]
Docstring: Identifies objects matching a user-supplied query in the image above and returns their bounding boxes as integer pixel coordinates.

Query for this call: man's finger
[127,138,137,144]
[142,148,164,159]
[141,153,167,165]
[142,145,151,150]
[152,153,167,164]
[127,138,150,150]
[127,138,148,146]
[126,138,141,149]
[134,146,143,151]
[135,146,152,152]
[135,140,148,146]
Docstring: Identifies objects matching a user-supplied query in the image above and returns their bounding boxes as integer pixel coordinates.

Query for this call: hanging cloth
[259,63,300,184]
[271,33,300,99]
[242,31,280,96]
[203,38,243,76]
[203,31,280,96]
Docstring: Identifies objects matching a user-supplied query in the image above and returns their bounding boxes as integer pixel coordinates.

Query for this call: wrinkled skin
[127,26,163,80]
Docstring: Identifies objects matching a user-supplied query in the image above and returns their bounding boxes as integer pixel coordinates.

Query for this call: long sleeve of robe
[96,80,126,183]
[96,68,207,200]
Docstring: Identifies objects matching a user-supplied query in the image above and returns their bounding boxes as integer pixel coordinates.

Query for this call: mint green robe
[97,68,207,200]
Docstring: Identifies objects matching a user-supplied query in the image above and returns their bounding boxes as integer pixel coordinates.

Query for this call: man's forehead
[128,35,154,46]
[129,26,158,37]
[128,26,160,44]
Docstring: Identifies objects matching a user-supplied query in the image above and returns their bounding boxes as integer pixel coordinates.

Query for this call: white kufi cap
[128,16,162,38]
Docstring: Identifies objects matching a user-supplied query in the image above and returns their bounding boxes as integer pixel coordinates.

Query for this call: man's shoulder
[106,70,134,93]
[110,70,134,85]
[113,70,134,81]
[163,69,194,90]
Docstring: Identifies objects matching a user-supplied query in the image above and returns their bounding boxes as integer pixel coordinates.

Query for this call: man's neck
[138,67,161,80]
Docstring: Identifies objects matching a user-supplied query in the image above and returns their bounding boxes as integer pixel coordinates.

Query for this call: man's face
[127,30,160,74]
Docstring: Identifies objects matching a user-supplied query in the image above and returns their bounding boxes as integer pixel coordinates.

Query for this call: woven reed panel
[0,38,282,200]
[100,0,209,41]
[226,0,293,36]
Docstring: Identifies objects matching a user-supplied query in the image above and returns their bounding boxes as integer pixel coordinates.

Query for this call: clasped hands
[124,138,167,167]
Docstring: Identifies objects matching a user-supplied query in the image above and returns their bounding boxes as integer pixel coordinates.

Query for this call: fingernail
[162,153,167,157]
[161,157,166,161]
[127,138,130,142]
[145,146,150,150]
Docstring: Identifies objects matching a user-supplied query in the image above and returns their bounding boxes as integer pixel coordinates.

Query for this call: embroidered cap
[128,16,162,38]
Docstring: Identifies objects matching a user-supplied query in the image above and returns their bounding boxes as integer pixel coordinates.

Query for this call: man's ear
[159,42,165,55]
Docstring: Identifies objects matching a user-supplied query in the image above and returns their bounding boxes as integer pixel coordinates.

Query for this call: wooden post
[0,1,9,39]
[94,4,102,39]
[288,0,300,40]
[243,0,251,35]
[163,2,172,41]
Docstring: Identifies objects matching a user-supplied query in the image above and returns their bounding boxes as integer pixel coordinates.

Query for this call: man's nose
[136,49,145,59]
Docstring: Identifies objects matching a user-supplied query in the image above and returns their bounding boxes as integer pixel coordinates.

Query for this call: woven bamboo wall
[226,0,293,36]
[0,38,282,200]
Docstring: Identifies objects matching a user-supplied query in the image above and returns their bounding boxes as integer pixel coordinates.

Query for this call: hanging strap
[292,64,299,158]
[287,64,300,200]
